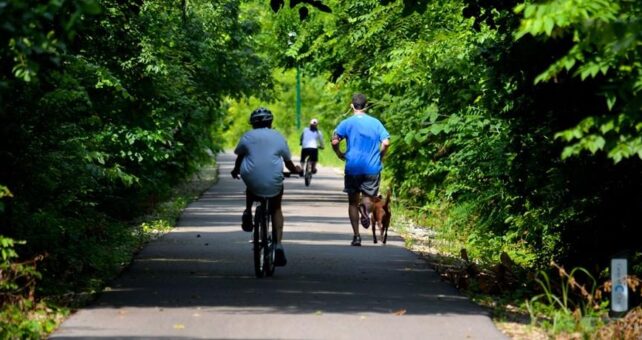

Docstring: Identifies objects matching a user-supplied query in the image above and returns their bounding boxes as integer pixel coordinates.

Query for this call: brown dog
[370,189,392,244]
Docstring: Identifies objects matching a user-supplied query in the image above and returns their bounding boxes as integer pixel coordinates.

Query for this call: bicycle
[251,196,276,278]
[251,171,296,278]
[303,156,313,187]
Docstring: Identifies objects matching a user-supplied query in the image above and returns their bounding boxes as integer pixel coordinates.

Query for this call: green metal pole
[295,66,301,130]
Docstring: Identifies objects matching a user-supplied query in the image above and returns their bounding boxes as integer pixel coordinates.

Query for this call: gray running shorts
[343,174,380,197]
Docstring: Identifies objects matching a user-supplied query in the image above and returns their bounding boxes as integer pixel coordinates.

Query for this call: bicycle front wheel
[304,160,312,186]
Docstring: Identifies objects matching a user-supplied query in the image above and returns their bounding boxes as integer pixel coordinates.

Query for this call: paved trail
[52,153,506,339]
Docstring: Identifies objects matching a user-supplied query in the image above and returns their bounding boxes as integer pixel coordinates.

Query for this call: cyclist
[231,107,302,266]
[300,118,325,174]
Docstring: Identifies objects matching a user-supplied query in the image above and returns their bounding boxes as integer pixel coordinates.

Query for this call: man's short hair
[352,93,367,110]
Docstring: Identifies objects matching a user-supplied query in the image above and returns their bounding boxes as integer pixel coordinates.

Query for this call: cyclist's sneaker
[275,244,287,266]
[241,209,253,232]
[351,235,361,246]
[358,204,370,229]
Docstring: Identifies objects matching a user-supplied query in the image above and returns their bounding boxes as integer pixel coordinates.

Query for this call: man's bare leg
[361,195,373,217]
[348,192,361,245]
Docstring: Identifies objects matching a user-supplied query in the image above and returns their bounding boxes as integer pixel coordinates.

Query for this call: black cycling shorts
[301,148,319,163]
[343,174,380,197]
[247,186,283,213]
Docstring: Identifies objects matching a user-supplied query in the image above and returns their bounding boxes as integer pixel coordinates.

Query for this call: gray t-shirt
[234,128,292,197]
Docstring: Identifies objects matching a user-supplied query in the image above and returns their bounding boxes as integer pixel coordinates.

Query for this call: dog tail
[383,188,392,208]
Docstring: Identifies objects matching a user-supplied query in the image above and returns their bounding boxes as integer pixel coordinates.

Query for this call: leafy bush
[1,186,61,339]
[516,0,642,163]
[1,237,42,304]
[0,0,271,294]
[0,300,66,340]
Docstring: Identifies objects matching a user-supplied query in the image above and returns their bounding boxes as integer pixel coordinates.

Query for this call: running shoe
[351,235,362,246]
[275,244,287,266]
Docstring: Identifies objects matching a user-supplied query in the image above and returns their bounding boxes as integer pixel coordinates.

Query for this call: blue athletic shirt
[334,114,390,175]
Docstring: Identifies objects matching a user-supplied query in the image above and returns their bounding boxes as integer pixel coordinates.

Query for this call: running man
[332,94,390,246]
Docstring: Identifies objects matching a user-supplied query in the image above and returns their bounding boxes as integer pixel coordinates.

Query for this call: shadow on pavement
[86,223,488,317]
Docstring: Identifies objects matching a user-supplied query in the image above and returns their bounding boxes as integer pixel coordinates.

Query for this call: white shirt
[301,127,324,149]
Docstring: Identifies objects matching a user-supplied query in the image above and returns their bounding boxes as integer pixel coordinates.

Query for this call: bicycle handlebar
[232,170,302,179]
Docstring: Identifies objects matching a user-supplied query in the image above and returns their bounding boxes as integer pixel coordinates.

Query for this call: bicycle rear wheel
[253,204,264,278]
[264,201,276,276]
[304,159,312,186]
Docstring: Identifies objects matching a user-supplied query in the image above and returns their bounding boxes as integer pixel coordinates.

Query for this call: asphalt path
[51,153,506,339]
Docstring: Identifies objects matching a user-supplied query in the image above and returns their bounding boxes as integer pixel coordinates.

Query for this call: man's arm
[332,133,345,160]
[380,139,390,160]
[318,131,325,149]
[231,154,244,179]
[284,160,303,176]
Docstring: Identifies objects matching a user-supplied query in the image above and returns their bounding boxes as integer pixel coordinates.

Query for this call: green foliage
[516,0,642,163]
[0,0,271,303]
[0,161,215,338]
[134,161,217,245]
[224,0,352,163]
[224,67,350,168]
[281,0,542,265]
[525,265,609,336]
[0,228,60,339]
[0,185,11,215]
[259,0,642,276]
[0,237,40,300]
[3,0,642,334]
[0,300,67,340]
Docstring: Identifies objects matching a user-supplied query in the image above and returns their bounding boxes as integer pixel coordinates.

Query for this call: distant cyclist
[300,118,325,174]
[231,107,302,266]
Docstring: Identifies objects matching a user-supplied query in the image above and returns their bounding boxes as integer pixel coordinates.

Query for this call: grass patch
[131,162,217,246]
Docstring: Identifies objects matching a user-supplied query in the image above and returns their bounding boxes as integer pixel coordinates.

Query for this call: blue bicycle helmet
[249,107,273,125]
